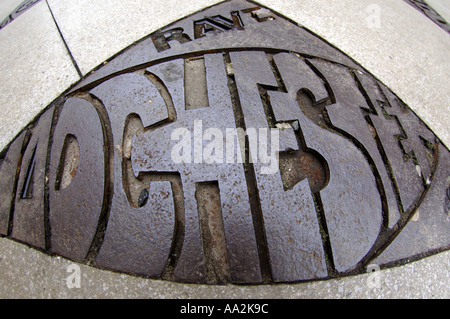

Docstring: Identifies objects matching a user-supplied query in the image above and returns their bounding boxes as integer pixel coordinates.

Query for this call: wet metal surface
[11,106,53,249]
[48,98,105,262]
[0,0,448,284]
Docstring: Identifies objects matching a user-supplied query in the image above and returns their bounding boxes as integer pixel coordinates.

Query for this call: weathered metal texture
[69,0,362,93]
[130,54,262,283]
[0,0,448,284]
[229,50,381,275]
[0,131,26,235]
[309,60,402,228]
[48,98,105,262]
[269,52,383,273]
[374,143,450,265]
[11,106,54,248]
[91,72,177,277]
[228,50,329,281]
[378,82,436,185]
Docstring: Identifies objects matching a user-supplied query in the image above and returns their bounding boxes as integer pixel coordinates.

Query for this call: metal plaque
[0,0,448,284]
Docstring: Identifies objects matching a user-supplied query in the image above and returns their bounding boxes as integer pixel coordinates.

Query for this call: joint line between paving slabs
[45,0,83,78]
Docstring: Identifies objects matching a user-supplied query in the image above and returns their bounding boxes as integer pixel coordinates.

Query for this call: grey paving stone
[46,0,224,75]
[0,0,80,151]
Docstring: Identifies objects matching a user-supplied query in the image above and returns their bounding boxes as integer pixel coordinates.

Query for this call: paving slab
[46,0,224,75]
[0,237,448,298]
[0,0,80,151]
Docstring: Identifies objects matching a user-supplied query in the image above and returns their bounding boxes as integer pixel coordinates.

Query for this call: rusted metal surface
[91,72,177,277]
[0,131,26,236]
[131,55,262,283]
[0,0,448,284]
[374,146,450,265]
[48,98,105,262]
[11,106,54,249]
